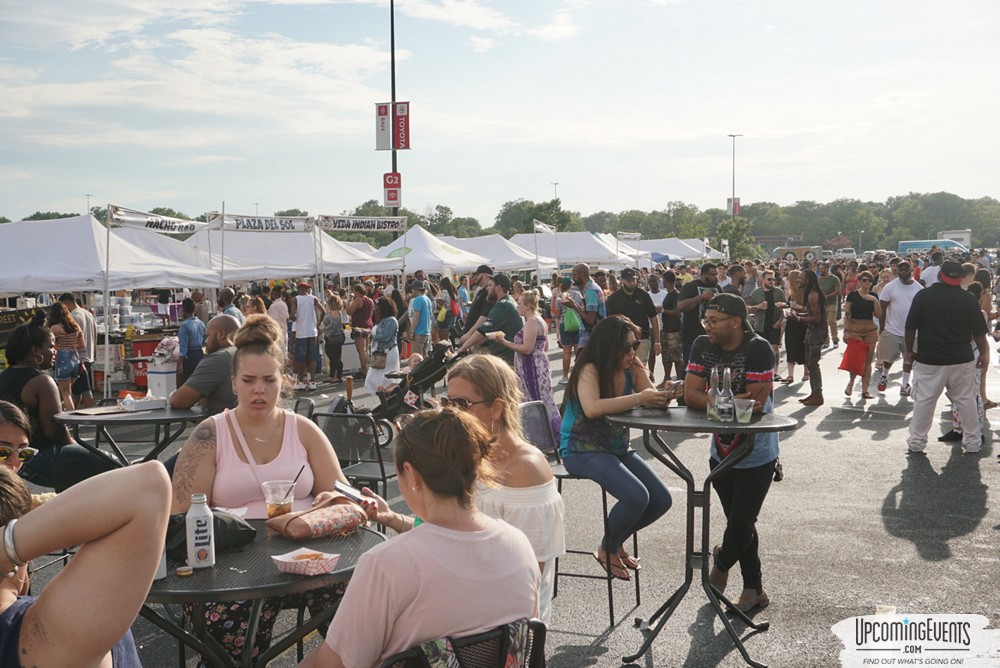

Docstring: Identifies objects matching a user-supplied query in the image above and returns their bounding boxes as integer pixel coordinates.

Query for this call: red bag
[838,338,869,376]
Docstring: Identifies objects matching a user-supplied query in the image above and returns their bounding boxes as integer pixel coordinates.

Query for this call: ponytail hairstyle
[395,408,497,508]
[232,314,287,376]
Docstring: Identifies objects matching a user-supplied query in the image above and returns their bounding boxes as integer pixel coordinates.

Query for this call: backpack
[563,305,582,333]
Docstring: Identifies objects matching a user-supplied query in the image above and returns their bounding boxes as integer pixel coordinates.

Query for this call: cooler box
[146,361,177,398]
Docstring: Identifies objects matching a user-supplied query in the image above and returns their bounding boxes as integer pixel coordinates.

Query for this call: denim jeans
[563,450,672,553]
[709,457,776,590]
[20,442,121,492]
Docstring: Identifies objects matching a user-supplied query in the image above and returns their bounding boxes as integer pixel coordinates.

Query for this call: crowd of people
[0,243,996,666]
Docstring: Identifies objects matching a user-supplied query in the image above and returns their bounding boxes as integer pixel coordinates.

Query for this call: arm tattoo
[173,419,216,502]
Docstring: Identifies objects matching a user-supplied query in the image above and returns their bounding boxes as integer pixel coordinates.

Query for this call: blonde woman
[444,355,565,623]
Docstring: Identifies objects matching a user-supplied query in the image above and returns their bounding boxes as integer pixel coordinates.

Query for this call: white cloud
[469,35,494,52]
[526,12,580,41]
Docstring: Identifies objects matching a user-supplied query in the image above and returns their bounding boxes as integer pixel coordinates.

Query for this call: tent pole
[220,202,226,288]
[102,205,112,399]
[532,228,540,287]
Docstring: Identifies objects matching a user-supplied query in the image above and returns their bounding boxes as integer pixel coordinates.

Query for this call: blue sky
[1,0,997,227]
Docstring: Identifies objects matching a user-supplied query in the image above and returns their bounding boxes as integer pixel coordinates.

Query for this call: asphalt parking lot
[36,337,1000,667]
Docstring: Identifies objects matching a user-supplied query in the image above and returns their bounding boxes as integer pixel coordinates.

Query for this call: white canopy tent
[681,238,725,260]
[509,231,634,268]
[112,228,265,283]
[438,235,557,272]
[0,215,219,291]
[374,225,489,273]
[639,238,705,262]
[185,229,401,278]
[341,240,379,256]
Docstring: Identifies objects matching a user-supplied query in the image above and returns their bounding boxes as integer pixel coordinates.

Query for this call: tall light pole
[85,193,92,215]
[859,229,864,253]
[254,202,260,216]
[551,182,559,199]
[727,134,742,225]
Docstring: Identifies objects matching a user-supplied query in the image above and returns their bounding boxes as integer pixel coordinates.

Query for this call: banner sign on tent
[209,214,314,233]
[316,216,407,233]
[109,205,219,234]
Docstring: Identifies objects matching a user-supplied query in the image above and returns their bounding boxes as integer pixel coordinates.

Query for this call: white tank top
[295,294,318,337]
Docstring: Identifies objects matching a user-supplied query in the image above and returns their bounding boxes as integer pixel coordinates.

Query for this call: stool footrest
[691,490,707,507]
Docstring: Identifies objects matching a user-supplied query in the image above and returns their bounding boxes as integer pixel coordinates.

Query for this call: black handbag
[164,509,258,561]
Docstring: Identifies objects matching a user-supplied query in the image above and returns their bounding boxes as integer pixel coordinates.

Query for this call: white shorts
[877,332,906,365]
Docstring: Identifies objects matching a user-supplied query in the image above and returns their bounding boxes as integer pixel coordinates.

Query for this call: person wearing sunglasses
[683,293,779,613]
[843,270,883,398]
[560,315,680,581]
[304,409,539,668]
[0,400,37,475]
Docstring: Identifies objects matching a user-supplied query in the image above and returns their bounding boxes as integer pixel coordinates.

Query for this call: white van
[835,248,857,260]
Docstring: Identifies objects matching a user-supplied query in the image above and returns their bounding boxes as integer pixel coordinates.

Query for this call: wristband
[635,393,641,408]
[3,520,22,577]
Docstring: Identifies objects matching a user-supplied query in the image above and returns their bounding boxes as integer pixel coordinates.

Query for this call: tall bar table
[607,407,798,668]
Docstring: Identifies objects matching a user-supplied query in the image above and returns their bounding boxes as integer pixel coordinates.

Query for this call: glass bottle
[707,367,720,421]
[718,367,735,422]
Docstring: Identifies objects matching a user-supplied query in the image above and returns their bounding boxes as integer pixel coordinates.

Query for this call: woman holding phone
[560,315,680,581]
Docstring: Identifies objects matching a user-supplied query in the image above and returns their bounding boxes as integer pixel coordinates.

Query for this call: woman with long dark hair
[433,276,459,344]
[364,298,400,395]
[0,315,118,491]
[45,303,84,410]
[843,270,882,398]
[560,315,681,580]
[788,269,826,405]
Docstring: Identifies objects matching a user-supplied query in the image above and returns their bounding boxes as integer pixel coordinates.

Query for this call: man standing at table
[169,314,239,416]
[905,260,989,455]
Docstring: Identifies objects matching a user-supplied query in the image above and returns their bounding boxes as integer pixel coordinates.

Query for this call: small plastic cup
[262,480,295,519]
[734,398,754,424]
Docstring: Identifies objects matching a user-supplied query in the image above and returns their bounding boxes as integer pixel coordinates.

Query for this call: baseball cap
[364,279,374,287]
[620,267,637,280]
[297,281,309,289]
[939,260,963,286]
[491,273,513,292]
[704,293,753,333]
[474,264,493,276]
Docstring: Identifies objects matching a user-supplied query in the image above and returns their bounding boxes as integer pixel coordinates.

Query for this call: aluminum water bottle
[706,367,720,421]
[186,493,215,568]
[718,367,735,422]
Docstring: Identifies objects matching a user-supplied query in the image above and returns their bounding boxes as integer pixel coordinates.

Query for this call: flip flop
[618,549,642,571]
[862,392,874,399]
[593,551,631,581]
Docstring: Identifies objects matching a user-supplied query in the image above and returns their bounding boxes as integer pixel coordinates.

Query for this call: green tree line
[5,191,998,260]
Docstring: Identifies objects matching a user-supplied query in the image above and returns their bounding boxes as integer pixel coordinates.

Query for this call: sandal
[845,382,854,396]
[593,550,631,581]
[781,376,793,384]
[862,392,874,399]
[618,548,641,571]
[984,400,998,410]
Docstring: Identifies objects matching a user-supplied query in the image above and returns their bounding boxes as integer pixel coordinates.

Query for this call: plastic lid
[190,493,207,504]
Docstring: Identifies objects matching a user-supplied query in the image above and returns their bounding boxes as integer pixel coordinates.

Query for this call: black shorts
[759,327,782,346]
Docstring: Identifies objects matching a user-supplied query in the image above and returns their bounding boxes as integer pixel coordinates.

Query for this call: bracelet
[3,520,22,577]
[399,514,410,533]
[635,393,641,409]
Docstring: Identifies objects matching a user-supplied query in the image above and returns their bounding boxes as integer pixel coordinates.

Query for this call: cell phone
[333,480,366,504]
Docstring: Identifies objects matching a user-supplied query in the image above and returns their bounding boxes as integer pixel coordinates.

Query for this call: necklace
[238,413,283,444]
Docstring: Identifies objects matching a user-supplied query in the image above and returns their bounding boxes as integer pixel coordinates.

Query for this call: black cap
[620,267,637,280]
[939,260,963,285]
[705,293,753,333]
[474,264,493,276]
[492,273,512,292]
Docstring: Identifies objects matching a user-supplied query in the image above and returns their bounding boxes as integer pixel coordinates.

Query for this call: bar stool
[519,401,640,627]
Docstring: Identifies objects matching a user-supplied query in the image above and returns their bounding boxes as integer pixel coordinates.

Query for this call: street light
[551,182,559,199]
[727,134,742,224]
[85,193,93,215]
[859,229,864,253]
[254,202,260,216]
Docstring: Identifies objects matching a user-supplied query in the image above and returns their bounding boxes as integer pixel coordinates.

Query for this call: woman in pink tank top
[169,314,354,665]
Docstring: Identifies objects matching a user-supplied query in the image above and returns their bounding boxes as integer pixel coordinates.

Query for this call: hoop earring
[32,353,44,367]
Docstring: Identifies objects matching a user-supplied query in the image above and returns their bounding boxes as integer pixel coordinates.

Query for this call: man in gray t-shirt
[170,314,239,415]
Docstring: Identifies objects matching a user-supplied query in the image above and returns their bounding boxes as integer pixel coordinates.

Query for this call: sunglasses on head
[0,446,37,463]
[439,396,490,410]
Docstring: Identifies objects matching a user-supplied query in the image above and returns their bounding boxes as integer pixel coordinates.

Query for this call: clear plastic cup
[262,480,295,518]
[734,398,754,424]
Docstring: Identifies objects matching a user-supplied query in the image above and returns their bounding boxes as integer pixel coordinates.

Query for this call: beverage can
[186,493,215,569]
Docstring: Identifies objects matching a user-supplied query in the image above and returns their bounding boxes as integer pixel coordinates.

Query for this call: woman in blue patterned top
[559,315,682,581]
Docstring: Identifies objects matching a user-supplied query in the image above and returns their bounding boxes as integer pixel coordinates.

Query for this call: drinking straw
[283,465,306,501]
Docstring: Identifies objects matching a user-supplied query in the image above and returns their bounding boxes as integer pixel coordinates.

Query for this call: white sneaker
[294,381,307,391]
[899,384,911,397]
[307,382,317,391]
[558,377,569,386]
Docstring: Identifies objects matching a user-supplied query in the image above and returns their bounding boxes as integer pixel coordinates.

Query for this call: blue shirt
[411,294,433,336]
[560,368,634,459]
[577,278,607,349]
[178,316,206,356]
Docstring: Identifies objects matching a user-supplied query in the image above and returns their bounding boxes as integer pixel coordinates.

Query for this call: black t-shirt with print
[686,333,776,393]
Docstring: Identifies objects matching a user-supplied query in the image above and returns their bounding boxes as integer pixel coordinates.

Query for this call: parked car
[835,248,857,260]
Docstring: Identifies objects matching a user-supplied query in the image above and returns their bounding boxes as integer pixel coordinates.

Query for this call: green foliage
[0,216,10,224]
[150,207,191,220]
[23,211,79,220]
[715,217,764,260]
[494,199,577,237]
